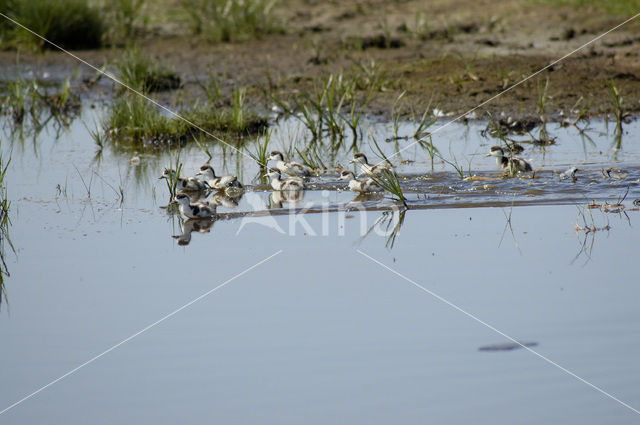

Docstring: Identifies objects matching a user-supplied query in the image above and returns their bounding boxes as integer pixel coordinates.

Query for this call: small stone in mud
[475,39,500,47]
[562,28,576,40]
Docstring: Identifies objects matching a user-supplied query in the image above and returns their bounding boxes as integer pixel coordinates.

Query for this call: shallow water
[1,109,639,424]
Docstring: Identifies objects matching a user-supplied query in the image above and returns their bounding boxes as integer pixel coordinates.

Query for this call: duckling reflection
[270,189,305,208]
[350,191,385,203]
[173,218,215,246]
[206,191,243,209]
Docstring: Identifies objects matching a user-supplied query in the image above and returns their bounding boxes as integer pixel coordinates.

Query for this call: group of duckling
[165,146,536,219]
[267,150,392,192]
[162,150,397,219]
[160,165,245,219]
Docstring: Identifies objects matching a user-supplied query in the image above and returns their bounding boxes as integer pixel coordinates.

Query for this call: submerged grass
[372,169,408,208]
[249,129,271,169]
[0,152,14,310]
[0,75,81,136]
[367,131,407,208]
[162,156,184,200]
[296,144,327,170]
[609,79,624,150]
[103,95,268,150]
[270,71,379,146]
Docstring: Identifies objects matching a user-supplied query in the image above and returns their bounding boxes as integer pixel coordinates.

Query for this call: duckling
[159,168,206,191]
[196,164,243,190]
[265,169,306,191]
[559,166,580,182]
[174,193,216,219]
[486,146,532,173]
[268,151,312,177]
[350,152,392,177]
[340,170,379,193]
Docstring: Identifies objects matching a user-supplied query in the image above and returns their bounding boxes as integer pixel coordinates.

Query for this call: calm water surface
[1,110,639,424]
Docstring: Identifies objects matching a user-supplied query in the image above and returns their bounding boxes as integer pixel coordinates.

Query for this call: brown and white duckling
[265,169,306,191]
[159,168,206,191]
[196,164,243,190]
[350,153,392,177]
[268,151,312,177]
[174,193,216,219]
[559,166,579,182]
[486,146,532,173]
[340,170,379,193]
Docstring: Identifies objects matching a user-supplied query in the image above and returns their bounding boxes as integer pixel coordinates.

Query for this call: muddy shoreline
[2,0,640,122]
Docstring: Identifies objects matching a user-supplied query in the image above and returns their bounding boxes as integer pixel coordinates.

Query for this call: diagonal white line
[0,12,256,164]
[375,11,640,167]
[357,249,640,416]
[0,250,283,417]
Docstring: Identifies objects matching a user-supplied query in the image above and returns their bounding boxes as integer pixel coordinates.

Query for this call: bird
[486,146,532,173]
[196,164,243,190]
[350,153,392,177]
[268,151,312,177]
[265,169,305,191]
[174,193,216,219]
[159,168,206,191]
[340,170,379,193]
[559,167,579,182]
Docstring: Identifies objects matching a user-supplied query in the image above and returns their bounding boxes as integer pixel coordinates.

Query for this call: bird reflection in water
[270,189,305,208]
[171,191,243,245]
[173,218,215,246]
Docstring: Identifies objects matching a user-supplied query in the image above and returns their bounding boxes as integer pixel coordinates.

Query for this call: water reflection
[571,202,637,266]
[270,189,305,208]
[358,208,406,249]
[173,218,216,246]
[169,189,245,245]
[209,192,243,208]
[0,156,12,310]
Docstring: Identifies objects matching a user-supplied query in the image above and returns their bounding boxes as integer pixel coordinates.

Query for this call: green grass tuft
[1,0,103,50]
[103,96,268,150]
[116,47,181,93]
[181,0,282,42]
[371,169,408,209]
[539,0,640,15]
[249,129,271,169]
